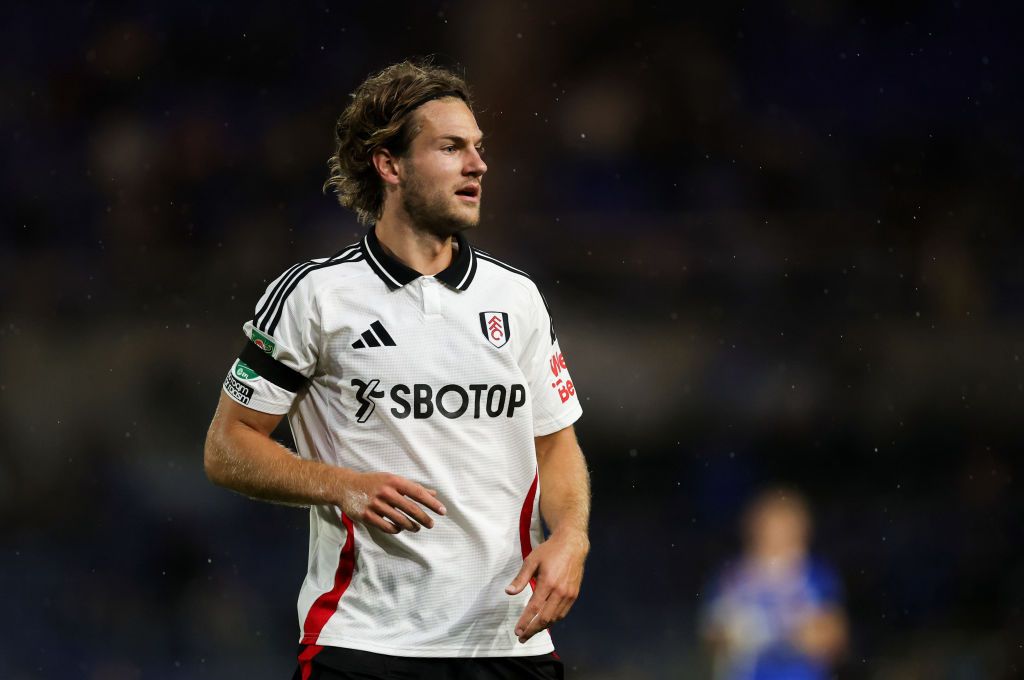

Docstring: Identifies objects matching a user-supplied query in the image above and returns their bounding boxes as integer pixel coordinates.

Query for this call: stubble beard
[400,171,480,240]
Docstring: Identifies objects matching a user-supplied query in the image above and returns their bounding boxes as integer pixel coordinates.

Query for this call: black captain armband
[238,341,309,393]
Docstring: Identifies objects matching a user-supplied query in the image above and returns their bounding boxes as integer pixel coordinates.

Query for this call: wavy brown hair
[323,60,474,225]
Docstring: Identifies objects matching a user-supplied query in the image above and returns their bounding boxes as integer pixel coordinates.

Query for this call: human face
[398,98,487,238]
[749,503,809,563]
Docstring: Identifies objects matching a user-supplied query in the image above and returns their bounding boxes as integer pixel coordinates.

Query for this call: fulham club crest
[479,311,510,348]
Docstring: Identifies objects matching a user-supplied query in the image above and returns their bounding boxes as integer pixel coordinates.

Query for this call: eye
[475,145,485,156]
[442,145,456,153]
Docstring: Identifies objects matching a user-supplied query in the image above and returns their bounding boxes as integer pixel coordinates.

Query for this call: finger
[553,593,577,622]
[521,593,564,642]
[514,582,551,639]
[560,582,582,619]
[364,509,401,534]
[396,480,447,516]
[516,577,548,634]
[505,557,538,595]
[519,612,551,642]
[372,501,419,532]
[545,581,578,622]
[385,489,435,529]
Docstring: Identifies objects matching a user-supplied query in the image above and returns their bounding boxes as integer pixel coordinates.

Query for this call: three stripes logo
[352,320,396,349]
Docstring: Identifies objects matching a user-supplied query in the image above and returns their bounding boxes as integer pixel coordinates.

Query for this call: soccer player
[701,488,848,680]
[204,61,590,680]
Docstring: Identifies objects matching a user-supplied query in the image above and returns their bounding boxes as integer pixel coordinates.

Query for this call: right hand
[337,470,447,534]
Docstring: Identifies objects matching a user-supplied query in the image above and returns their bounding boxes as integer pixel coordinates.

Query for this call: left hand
[505,529,589,643]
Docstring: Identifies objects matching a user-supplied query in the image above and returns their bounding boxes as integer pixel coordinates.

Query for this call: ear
[371,147,402,186]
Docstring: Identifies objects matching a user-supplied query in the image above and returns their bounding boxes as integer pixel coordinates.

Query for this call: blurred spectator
[702,488,847,680]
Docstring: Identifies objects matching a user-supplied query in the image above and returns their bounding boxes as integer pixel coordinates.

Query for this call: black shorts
[291,644,564,680]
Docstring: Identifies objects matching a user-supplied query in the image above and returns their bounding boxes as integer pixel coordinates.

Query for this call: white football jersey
[222,228,582,657]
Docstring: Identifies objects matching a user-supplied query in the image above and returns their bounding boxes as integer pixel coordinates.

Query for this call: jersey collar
[361,227,478,292]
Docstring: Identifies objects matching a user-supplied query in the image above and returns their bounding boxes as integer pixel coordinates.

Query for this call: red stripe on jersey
[297,644,323,680]
[519,471,539,558]
[300,513,356,644]
[519,471,540,590]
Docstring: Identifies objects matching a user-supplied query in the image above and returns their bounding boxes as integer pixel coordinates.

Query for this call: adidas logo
[352,320,396,349]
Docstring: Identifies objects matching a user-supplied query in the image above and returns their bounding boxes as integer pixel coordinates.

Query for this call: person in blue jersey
[702,488,848,680]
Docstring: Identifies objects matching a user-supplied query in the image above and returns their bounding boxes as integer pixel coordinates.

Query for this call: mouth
[454,184,481,203]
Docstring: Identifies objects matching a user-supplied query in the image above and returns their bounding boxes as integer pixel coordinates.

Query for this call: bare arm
[204,391,446,533]
[506,424,591,642]
[534,425,591,542]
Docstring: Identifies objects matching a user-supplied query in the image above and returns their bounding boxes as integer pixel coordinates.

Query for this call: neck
[374,213,455,276]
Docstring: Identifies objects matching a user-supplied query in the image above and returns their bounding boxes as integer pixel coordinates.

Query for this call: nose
[466,147,487,178]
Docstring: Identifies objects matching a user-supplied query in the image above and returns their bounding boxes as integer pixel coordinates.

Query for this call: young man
[204,61,590,680]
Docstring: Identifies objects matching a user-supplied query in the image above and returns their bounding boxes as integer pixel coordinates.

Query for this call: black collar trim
[361,227,477,291]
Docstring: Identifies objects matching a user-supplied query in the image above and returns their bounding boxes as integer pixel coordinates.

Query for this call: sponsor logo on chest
[351,379,526,422]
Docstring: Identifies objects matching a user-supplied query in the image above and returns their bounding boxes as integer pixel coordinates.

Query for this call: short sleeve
[222,264,320,414]
[520,283,583,436]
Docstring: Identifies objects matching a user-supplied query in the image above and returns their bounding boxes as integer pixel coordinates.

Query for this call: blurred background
[2,1,1021,678]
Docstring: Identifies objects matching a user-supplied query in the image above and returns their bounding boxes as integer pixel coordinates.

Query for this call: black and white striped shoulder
[254,243,364,335]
